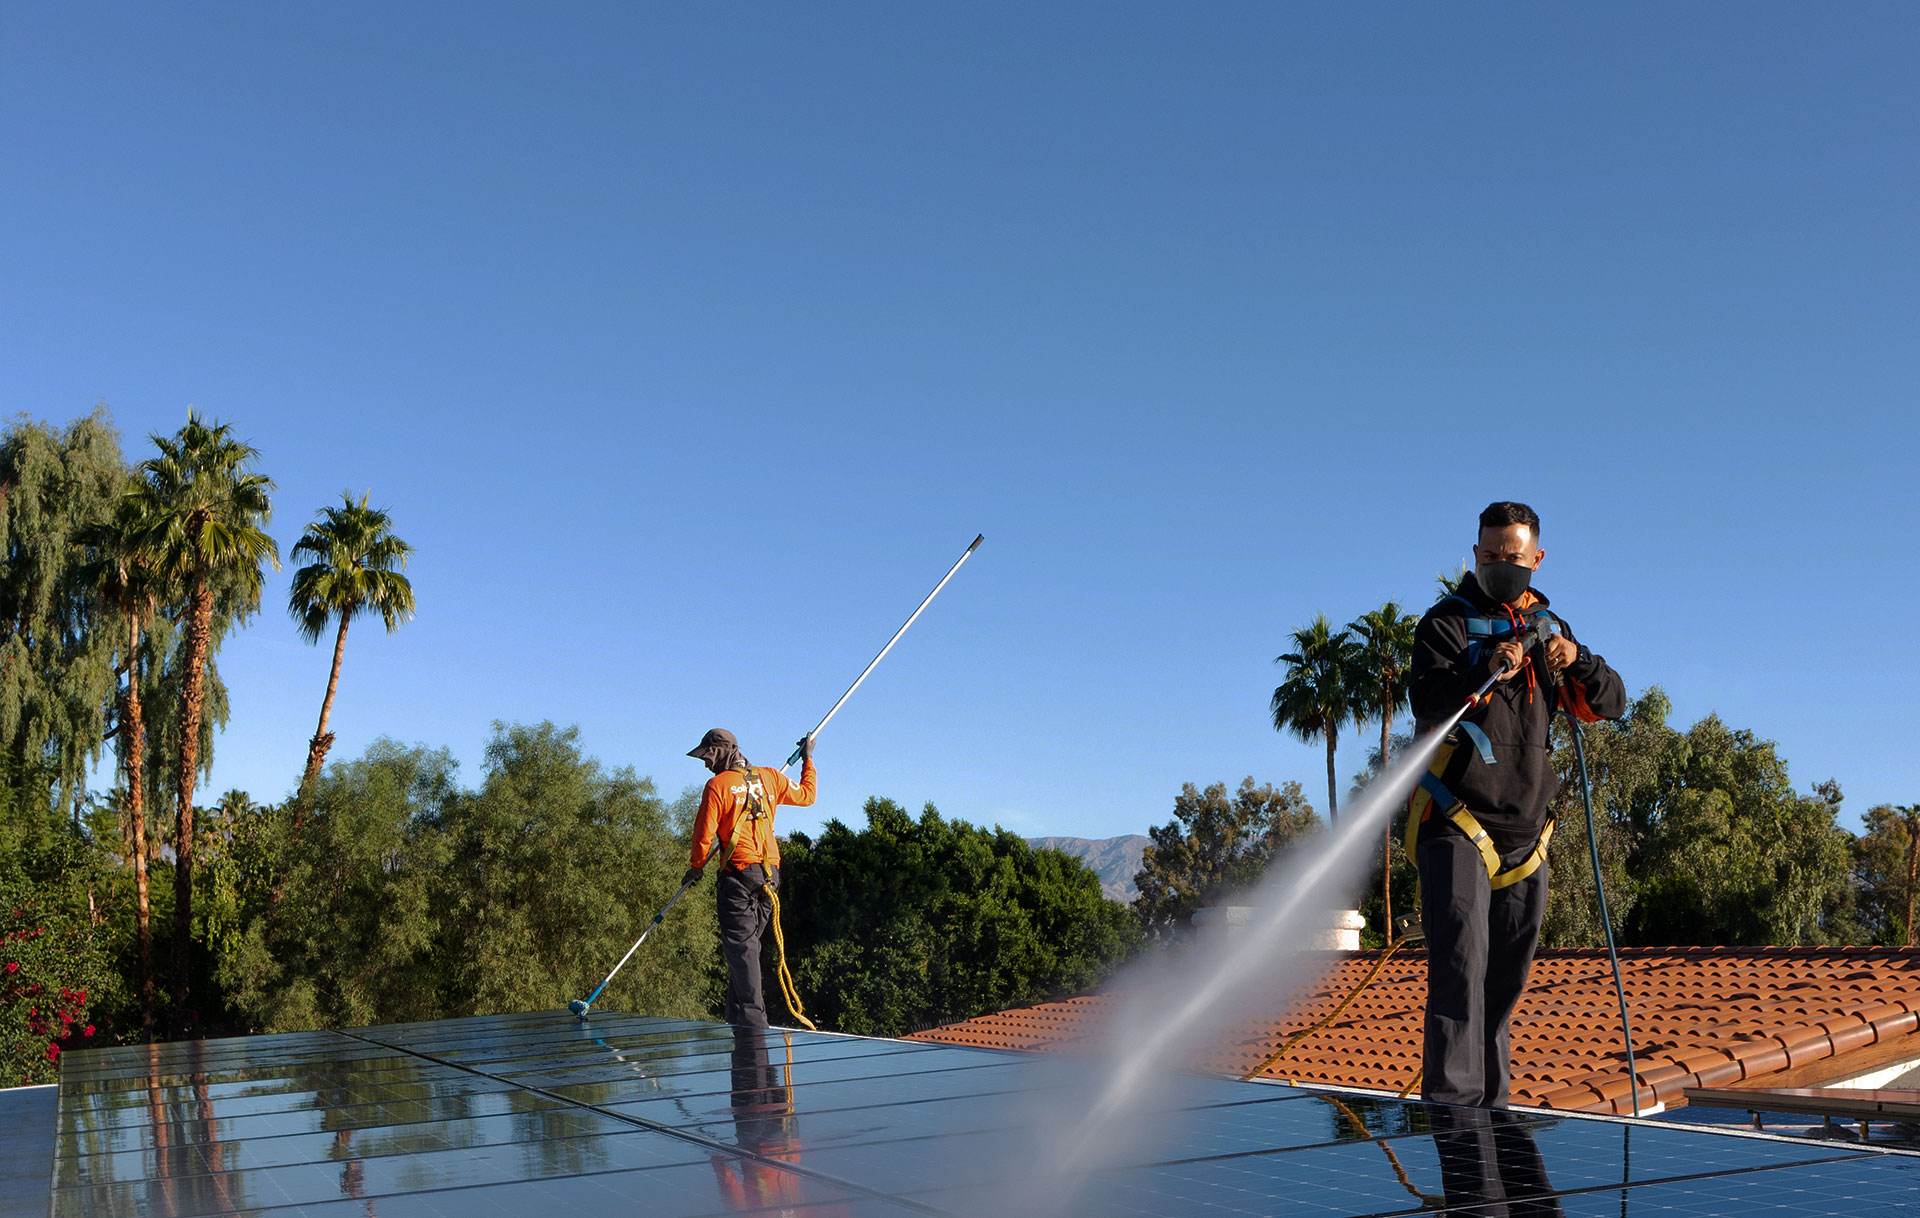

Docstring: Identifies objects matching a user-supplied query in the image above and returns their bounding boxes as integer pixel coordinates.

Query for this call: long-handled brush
[569,877,695,1019]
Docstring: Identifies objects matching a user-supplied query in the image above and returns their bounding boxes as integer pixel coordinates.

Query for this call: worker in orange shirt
[683,728,818,1027]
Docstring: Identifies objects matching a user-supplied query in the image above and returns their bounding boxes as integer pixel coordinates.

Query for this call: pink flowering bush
[1,882,112,1086]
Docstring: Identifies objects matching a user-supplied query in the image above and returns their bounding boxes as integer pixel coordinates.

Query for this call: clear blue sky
[4,5,1915,840]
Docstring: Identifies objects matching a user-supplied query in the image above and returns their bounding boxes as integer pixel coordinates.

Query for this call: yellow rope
[1241,940,1408,1082]
[1324,1096,1441,1207]
[765,885,816,1031]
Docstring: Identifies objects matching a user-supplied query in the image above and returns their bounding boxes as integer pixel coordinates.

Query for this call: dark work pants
[1430,1106,1562,1217]
[1418,831,1549,1108]
[718,864,773,1027]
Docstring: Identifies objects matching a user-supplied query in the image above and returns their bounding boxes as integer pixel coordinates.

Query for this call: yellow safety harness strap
[730,766,817,1032]
[1404,742,1554,890]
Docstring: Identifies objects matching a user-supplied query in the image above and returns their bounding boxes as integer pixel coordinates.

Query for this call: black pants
[1430,1106,1562,1217]
[1418,830,1548,1108]
[718,864,774,1027]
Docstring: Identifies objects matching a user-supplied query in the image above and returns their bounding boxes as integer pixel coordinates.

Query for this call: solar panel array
[50,1010,1920,1216]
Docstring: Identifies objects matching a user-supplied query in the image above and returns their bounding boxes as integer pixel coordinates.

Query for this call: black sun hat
[687,728,738,758]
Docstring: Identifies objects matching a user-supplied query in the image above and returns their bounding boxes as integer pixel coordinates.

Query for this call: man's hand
[765,866,779,893]
[1487,639,1525,679]
[1542,634,1579,674]
[797,733,814,763]
[681,866,705,889]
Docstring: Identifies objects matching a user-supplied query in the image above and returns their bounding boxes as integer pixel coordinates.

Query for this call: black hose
[1567,715,1640,1117]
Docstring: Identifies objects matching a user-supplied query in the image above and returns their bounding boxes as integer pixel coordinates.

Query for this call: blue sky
[4,4,1915,840]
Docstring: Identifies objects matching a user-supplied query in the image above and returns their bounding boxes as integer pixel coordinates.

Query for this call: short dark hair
[1479,501,1540,536]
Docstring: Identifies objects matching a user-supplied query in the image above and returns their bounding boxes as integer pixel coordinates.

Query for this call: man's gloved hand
[681,866,705,889]
[765,866,779,893]
[797,733,814,763]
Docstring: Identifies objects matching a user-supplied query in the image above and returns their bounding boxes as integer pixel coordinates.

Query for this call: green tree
[0,409,129,822]
[1346,602,1417,934]
[1853,804,1920,946]
[1536,690,1858,949]
[288,492,416,802]
[1131,778,1320,940]
[128,411,278,1022]
[437,722,714,1021]
[1537,689,1681,948]
[1624,717,1855,946]
[77,495,170,1036]
[779,799,1136,1036]
[1272,614,1362,824]
[218,746,451,1033]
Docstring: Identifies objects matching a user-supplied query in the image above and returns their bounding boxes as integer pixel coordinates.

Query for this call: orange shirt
[689,760,817,870]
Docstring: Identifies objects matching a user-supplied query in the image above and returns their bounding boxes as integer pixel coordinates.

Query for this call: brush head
[568,999,589,1017]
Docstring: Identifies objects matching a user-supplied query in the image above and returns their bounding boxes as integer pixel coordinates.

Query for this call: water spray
[1247,619,1641,1117]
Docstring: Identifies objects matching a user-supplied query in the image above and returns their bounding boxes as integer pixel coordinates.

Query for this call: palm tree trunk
[1380,701,1393,940]
[171,567,213,1023]
[298,613,349,807]
[125,610,154,1039]
[1904,810,1919,947]
[1324,725,1339,825]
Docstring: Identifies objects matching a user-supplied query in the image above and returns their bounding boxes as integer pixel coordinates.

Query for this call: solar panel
[49,1010,1920,1217]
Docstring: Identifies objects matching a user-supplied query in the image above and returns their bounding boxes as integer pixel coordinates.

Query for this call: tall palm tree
[78,496,169,1037]
[1272,614,1361,825]
[1348,602,1420,937]
[1902,805,1920,947]
[129,411,277,1021]
[289,492,416,802]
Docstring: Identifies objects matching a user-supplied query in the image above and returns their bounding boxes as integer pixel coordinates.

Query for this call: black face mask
[1476,560,1533,605]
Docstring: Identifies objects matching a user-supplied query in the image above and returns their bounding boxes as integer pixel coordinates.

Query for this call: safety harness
[1403,595,1562,891]
[717,766,815,1031]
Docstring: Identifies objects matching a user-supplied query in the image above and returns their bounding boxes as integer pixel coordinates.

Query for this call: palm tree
[1436,562,1469,598]
[1902,805,1920,947]
[289,492,415,803]
[129,411,277,1021]
[78,496,169,1037]
[1348,602,1420,937]
[1272,614,1361,825]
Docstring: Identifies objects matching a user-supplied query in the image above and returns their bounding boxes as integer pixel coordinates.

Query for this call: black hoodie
[1409,573,1626,853]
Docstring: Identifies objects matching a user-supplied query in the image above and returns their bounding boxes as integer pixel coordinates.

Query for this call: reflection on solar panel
[51,1011,1920,1216]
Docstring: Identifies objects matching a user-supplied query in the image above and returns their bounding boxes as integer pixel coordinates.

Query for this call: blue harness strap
[1457,721,1496,765]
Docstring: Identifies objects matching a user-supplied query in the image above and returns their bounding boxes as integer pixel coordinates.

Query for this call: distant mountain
[1026,834,1150,903]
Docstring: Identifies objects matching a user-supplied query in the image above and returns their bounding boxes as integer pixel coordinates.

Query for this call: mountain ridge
[1026,834,1149,903]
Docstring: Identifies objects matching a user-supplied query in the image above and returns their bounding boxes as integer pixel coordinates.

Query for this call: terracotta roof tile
[906,946,1920,1113]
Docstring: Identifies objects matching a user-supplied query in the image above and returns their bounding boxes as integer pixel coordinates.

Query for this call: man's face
[1473,524,1544,572]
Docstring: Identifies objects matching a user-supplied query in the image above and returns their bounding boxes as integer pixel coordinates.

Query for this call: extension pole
[784,533,984,768]
[569,877,695,1017]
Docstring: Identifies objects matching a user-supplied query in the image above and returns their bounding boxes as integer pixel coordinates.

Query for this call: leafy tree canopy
[1132,778,1321,941]
[779,798,1135,1037]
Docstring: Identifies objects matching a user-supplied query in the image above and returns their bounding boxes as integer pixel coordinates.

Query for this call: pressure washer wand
[784,533,985,769]
[568,876,695,1018]
[1463,621,1549,706]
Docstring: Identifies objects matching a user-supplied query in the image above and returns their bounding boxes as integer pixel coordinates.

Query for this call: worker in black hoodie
[1409,501,1626,1108]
